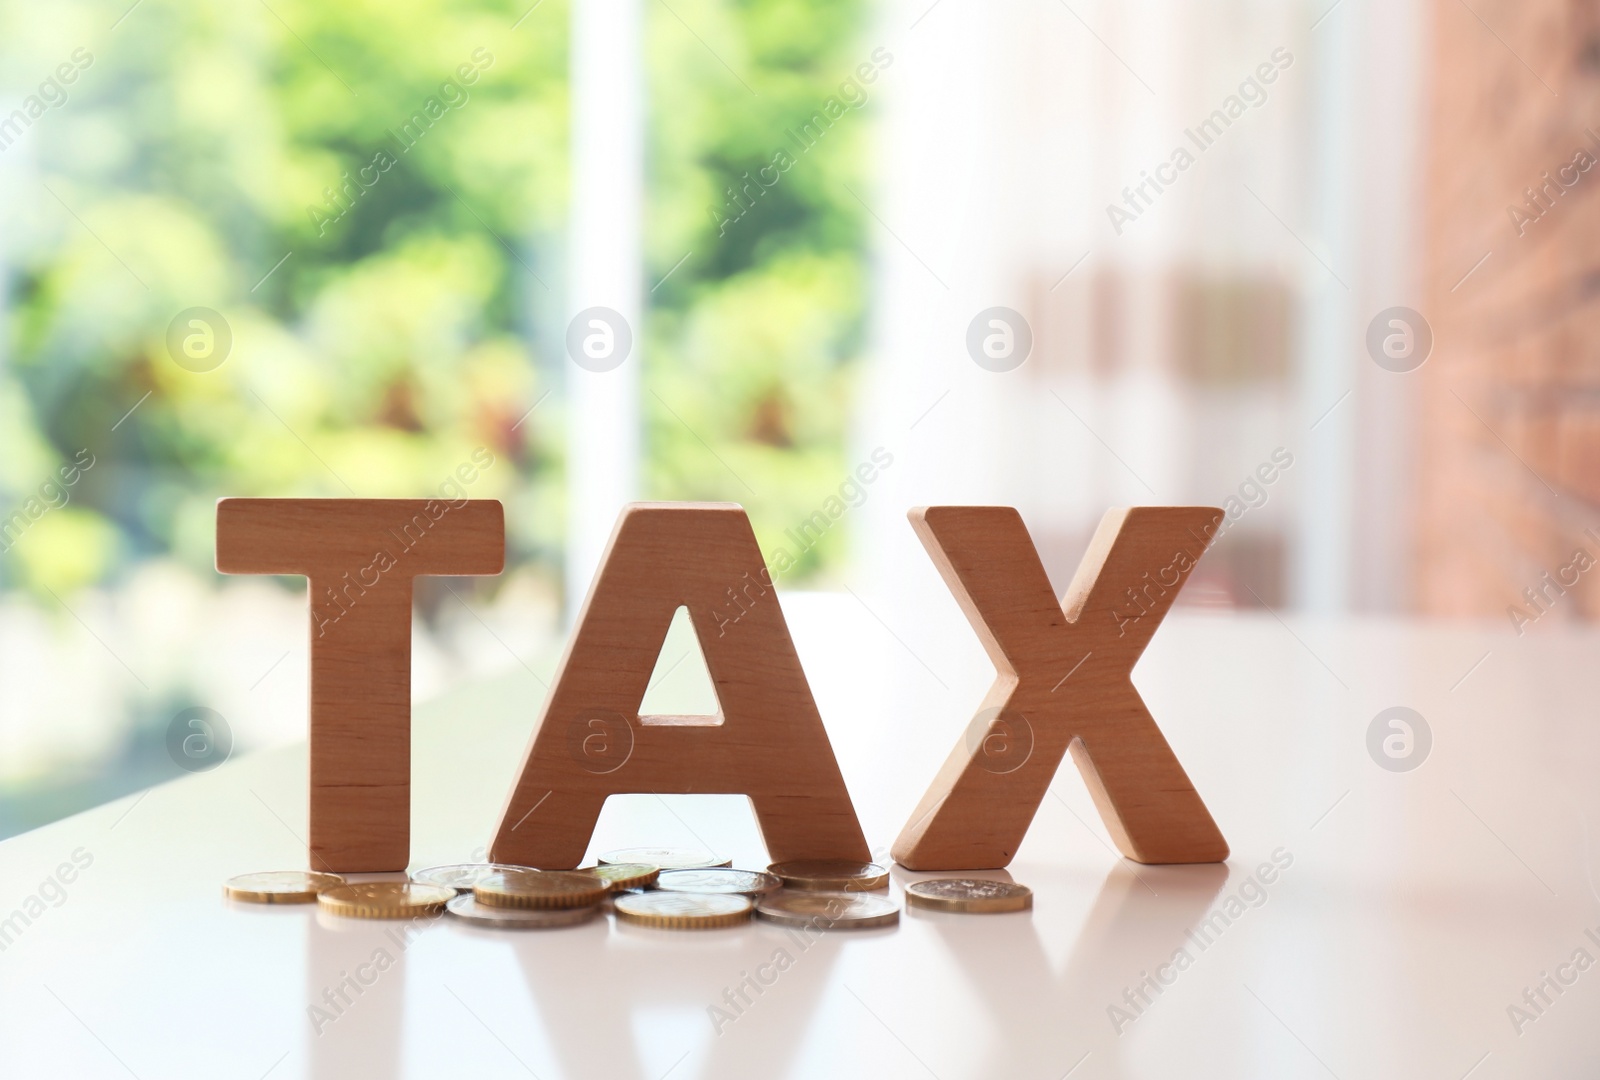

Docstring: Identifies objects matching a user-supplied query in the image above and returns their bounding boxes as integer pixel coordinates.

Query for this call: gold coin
[767,859,889,892]
[599,847,732,870]
[755,890,900,930]
[224,870,346,904]
[655,868,782,896]
[577,863,660,891]
[613,891,752,929]
[317,882,455,919]
[411,863,532,893]
[905,878,1033,913]
[446,894,601,929]
[474,869,609,910]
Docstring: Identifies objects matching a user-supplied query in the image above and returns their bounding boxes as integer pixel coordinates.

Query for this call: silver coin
[755,890,900,930]
[655,868,782,896]
[412,863,533,893]
[446,893,601,929]
[905,878,1033,913]
[766,859,890,891]
[599,847,731,870]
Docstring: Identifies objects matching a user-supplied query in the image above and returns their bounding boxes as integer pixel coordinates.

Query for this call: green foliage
[644,0,876,571]
[0,0,871,597]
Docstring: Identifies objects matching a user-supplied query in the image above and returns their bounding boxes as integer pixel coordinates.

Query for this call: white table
[3,593,1597,1079]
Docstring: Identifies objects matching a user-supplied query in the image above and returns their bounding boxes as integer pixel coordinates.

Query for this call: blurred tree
[644,0,875,579]
[1,0,569,597]
[0,0,873,598]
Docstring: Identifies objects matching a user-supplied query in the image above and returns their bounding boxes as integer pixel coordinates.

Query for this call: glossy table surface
[3,593,1599,1079]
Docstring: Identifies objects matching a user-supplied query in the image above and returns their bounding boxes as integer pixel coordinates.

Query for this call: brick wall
[1418,0,1600,623]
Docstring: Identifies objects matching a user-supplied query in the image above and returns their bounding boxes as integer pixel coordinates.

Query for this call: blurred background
[0,0,1590,837]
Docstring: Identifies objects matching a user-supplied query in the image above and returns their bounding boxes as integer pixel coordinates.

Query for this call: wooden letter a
[892,506,1229,870]
[490,503,869,868]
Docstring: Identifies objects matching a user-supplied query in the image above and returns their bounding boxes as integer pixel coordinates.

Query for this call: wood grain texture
[216,498,504,871]
[490,502,869,869]
[892,505,1228,870]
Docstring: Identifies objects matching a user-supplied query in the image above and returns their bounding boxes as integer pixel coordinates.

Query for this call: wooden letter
[216,498,505,871]
[892,506,1228,869]
[490,503,869,868]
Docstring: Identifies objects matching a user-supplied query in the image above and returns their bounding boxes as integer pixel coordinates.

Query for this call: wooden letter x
[490,503,869,868]
[892,506,1228,869]
[217,498,505,871]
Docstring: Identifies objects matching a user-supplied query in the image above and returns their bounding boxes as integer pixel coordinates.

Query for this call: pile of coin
[224,854,1032,932]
